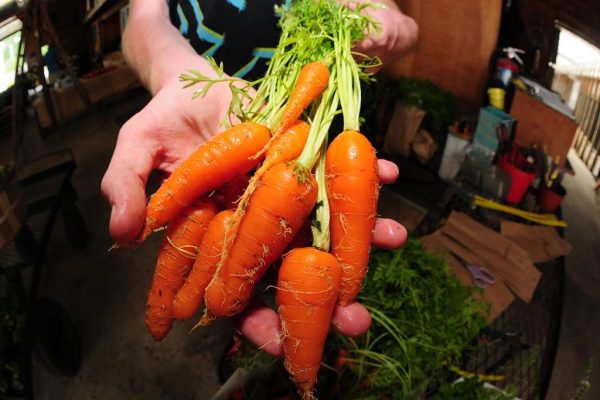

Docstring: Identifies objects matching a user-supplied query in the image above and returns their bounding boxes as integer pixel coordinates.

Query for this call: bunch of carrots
[125,1,385,398]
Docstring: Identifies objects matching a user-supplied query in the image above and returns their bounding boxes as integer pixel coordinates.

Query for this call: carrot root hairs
[202,162,318,322]
[276,247,342,399]
[137,121,270,244]
[172,209,235,321]
[145,198,217,341]
[326,130,379,306]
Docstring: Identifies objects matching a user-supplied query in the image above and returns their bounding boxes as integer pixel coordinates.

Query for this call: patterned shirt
[168,0,291,80]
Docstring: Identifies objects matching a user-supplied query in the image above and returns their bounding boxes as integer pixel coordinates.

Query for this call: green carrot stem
[311,147,331,251]
[295,69,339,171]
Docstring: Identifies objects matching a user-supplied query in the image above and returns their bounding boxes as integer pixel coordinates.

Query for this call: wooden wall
[386,0,503,111]
[385,0,599,109]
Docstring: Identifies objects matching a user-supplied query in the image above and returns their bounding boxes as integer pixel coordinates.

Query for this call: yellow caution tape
[448,364,506,382]
[473,195,568,228]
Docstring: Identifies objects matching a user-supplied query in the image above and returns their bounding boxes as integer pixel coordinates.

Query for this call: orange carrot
[277,62,330,134]
[276,247,342,400]
[263,120,311,168]
[202,162,318,321]
[139,122,270,243]
[225,120,310,248]
[325,130,379,306]
[172,209,235,320]
[145,197,217,341]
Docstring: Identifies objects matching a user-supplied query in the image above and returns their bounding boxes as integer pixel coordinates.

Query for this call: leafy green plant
[389,77,462,142]
[228,239,489,399]
[334,238,489,399]
[394,78,462,136]
[571,359,593,400]
[431,377,516,400]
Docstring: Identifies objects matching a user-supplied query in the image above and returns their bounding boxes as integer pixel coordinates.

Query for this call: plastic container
[482,165,511,200]
[439,132,470,181]
[497,155,536,204]
[472,107,515,158]
[487,88,506,110]
[459,144,496,186]
[538,185,566,213]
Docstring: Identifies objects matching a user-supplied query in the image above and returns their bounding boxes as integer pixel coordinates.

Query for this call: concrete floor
[2,89,599,399]
[546,149,600,400]
[3,91,232,400]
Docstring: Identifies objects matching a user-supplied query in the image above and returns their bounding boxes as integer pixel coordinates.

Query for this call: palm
[133,85,229,173]
[101,81,231,242]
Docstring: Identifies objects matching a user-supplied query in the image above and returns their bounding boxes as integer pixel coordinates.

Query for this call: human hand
[354,0,418,72]
[101,71,234,243]
[236,159,408,357]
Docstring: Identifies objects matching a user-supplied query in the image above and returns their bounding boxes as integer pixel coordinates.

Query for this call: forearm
[122,0,216,95]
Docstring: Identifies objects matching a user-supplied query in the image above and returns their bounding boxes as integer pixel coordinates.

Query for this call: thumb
[101,116,158,243]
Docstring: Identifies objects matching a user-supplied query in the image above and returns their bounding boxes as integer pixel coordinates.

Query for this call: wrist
[122,4,218,95]
[147,51,205,95]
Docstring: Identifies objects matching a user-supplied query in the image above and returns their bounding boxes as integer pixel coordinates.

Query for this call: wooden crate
[509,88,578,166]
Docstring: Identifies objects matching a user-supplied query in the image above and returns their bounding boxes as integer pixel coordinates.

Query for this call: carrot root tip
[300,389,316,400]
[195,312,214,329]
[109,241,139,251]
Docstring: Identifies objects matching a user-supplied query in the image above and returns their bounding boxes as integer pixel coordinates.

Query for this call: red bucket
[497,155,536,204]
[538,185,566,213]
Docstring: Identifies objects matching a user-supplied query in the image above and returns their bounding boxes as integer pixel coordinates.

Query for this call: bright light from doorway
[0,18,22,93]
[554,28,600,73]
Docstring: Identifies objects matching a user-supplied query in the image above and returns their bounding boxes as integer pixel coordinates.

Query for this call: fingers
[372,218,407,250]
[236,300,373,358]
[236,158,405,356]
[101,115,158,243]
[331,302,372,337]
[377,158,399,184]
[375,159,406,249]
[235,300,283,358]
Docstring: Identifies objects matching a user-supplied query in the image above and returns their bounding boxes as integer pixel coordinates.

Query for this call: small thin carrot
[276,247,342,400]
[172,209,235,320]
[325,130,379,306]
[201,162,317,322]
[276,61,330,134]
[138,121,270,243]
[225,120,310,249]
[145,197,217,341]
[263,120,311,168]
